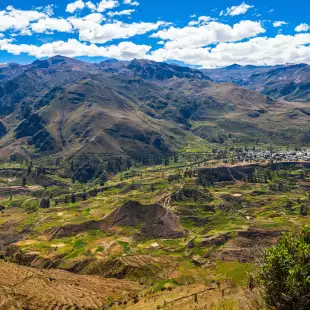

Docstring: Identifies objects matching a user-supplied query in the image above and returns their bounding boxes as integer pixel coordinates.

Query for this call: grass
[118,241,131,254]
[216,261,254,287]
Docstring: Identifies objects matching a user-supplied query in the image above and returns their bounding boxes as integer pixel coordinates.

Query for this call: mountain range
[203,63,310,102]
[0,56,310,174]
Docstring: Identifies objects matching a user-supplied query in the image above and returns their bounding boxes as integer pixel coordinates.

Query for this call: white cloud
[82,13,105,23]
[86,1,97,10]
[66,0,85,13]
[273,21,288,28]
[151,20,265,50]
[44,4,55,16]
[295,23,310,32]
[107,9,135,17]
[97,0,119,12]
[0,6,47,33]
[124,0,139,6]
[70,18,168,43]
[2,1,310,69]
[31,18,73,33]
[223,2,254,16]
[188,16,216,26]
[0,38,151,60]
[147,33,310,68]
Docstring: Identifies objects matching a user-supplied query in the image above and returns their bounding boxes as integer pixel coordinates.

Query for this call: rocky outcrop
[47,200,186,240]
[198,162,310,185]
[198,165,257,185]
[100,200,186,239]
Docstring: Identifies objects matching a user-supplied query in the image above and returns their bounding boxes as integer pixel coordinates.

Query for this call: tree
[164,157,170,166]
[40,198,50,209]
[99,172,108,187]
[300,205,308,217]
[22,177,27,186]
[257,227,310,310]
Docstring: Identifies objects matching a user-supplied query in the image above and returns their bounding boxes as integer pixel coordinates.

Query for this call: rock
[191,255,207,266]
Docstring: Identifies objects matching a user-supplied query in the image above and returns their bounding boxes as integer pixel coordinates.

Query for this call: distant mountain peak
[225,64,243,69]
[103,58,119,64]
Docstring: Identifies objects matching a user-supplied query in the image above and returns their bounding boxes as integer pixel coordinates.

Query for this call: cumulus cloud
[70,18,168,43]
[147,33,310,68]
[97,0,119,12]
[86,1,97,10]
[295,23,310,32]
[2,1,310,69]
[273,21,288,27]
[124,0,139,6]
[107,9,135,17]
[0,38,151,60]
[151,20,265,50]
[0,6,46,33]
[222,2,254,16]
[31,18,73,33]
[82,13,105,23]
[66,0,85,13]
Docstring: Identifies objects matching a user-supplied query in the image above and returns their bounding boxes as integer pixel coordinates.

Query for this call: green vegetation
[258,227,310,310]
[0,148,309,309]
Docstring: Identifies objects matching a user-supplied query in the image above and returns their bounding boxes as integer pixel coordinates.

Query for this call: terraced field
[0,152,309,309]
[0,260,139,310]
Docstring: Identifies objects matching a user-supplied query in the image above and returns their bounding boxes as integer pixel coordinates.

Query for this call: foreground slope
[0,260,139,310]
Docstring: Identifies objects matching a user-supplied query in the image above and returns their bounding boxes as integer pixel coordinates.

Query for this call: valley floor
[0,150,309,309]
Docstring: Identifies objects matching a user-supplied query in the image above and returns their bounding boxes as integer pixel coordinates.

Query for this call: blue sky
[0,0,309,67]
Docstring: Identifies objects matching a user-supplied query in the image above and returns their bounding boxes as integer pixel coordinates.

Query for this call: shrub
[258,226,310,310]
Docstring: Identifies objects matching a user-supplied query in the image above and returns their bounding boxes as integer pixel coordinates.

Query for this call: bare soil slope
[0,260,139,310]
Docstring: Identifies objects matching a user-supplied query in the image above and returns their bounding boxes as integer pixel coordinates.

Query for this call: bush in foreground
[258,226,310,310]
